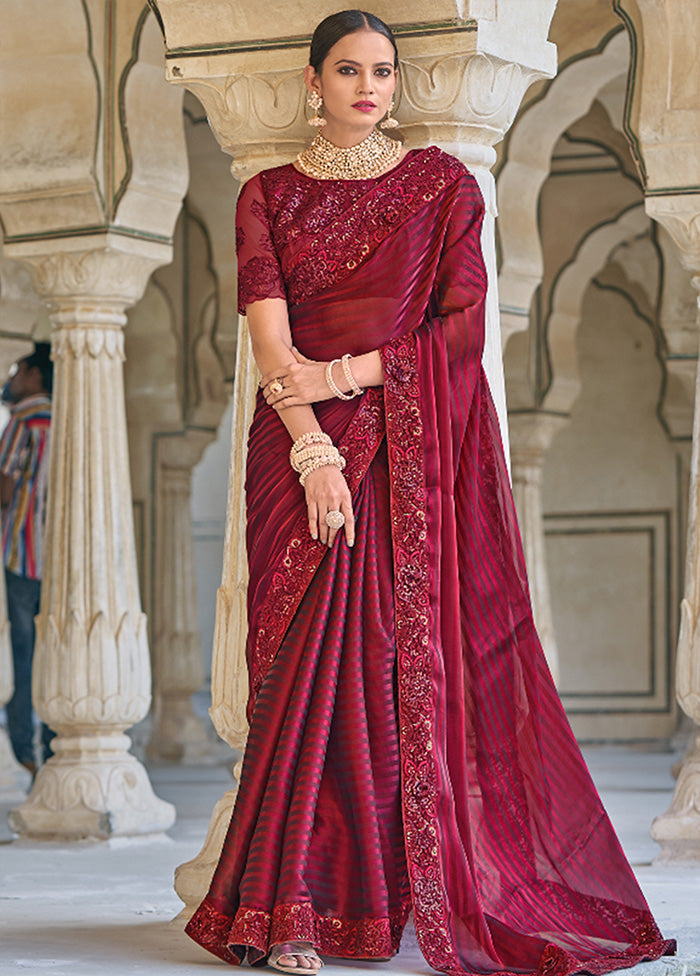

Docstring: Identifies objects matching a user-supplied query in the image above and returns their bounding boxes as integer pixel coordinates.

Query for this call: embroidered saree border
[381,333,464,974]
[380,336,677,976]
[186,896,409,964]
[249,388,386,702]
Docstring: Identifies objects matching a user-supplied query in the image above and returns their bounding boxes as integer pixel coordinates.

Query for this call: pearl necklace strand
[296,128,402,181]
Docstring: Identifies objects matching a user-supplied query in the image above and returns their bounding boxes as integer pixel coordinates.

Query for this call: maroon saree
[185,147,675,975]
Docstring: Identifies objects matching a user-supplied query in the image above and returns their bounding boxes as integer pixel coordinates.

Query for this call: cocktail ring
[325,510,345,529]
[269,380,284,395]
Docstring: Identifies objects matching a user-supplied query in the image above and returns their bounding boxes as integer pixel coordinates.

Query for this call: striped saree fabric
[186,148,675,975]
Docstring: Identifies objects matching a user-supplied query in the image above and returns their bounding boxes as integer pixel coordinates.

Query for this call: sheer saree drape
[185,148,675,976]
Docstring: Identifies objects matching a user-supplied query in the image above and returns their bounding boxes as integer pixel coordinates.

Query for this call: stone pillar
[7,239,176,840]
[396,36,555,458]
[613,0,700,857]
[648,205,700,859]
[148,434,212,763]
[509,412,566,685]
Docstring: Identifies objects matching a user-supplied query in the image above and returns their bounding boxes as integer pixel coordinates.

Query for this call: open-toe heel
[268,942,323,974]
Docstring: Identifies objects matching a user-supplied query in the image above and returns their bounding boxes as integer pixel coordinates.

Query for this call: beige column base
[174,768,241,919]
[8,732,175,840]
[671,719,699,779]
[0,730,31,803]
[148,695,213,764]
[651,737,700,863]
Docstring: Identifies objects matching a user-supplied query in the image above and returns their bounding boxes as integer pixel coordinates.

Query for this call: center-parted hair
[309,10,399,71]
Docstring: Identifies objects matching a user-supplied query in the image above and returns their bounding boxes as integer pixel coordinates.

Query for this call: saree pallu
[186,148,675,975]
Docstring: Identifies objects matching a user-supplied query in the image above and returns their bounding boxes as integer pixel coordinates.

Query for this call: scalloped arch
[497,29,630,345]
[543,204,648,414]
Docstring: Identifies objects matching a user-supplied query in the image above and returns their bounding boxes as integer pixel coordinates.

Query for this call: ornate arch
[542,204,649,414]
[497,29,630,344]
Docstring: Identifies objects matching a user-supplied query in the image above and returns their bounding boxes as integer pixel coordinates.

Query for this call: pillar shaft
[7,240,175,840]
[148,442,211,763]
[643,197,700,860]
[509,412,566,685]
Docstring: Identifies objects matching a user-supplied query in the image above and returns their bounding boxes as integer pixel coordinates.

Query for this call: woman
[186,10,675,976]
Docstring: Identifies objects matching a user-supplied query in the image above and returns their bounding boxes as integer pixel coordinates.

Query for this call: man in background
[0,342,54,777]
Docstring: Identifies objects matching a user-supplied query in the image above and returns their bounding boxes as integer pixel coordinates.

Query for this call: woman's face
[304,29,397,142]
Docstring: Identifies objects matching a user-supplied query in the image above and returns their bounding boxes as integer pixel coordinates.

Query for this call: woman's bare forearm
[251,331,322,442]
[325,348,384,396]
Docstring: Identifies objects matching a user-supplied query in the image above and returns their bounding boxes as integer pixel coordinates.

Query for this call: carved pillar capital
[162,18,556,180]
[509,411,567,484]
[397,47,544,170]
[169,57,309,181]
[7,235,172,313]
[645,195,700,283]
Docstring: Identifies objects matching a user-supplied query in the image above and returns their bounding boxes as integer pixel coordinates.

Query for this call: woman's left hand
[261,347,333,410]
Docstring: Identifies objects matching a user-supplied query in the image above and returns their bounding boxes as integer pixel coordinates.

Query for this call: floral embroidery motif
[259,147,463,307]
[249,389,386,703]
[185,898,243,965]
[381,333,463,975]
[187,896,408,964]
[534,934,675,976]
[237,255,286,312]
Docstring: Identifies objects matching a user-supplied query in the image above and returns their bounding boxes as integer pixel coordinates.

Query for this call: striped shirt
[0,394,51,579]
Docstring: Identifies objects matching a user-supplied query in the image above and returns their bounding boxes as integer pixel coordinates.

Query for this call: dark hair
[21,341,53,396]
[309,10,399,71]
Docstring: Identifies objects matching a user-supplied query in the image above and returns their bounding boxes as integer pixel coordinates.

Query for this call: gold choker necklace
[295,129,402,181]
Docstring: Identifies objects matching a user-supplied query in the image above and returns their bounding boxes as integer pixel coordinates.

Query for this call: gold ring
[269,380,284,396]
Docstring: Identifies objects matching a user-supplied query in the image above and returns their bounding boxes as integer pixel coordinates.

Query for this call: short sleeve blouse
[235,175,287,315]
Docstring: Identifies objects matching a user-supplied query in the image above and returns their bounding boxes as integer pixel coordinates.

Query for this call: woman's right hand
[304,464,355,548]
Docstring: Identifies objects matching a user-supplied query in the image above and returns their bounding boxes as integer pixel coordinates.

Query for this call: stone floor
[1,744,699,976]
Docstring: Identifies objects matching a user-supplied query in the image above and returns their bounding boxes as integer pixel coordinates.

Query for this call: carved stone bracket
[614,0,700,194]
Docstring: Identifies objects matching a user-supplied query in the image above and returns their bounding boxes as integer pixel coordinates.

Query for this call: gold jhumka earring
[380,97,399,129]
[307,90,327,127]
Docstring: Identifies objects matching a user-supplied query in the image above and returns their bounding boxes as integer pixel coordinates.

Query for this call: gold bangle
[297,449,346,472]
[341,354,363,396]
[291,431,332,454]
[291,443,344,473]
[325,359,355,400]
[299,454,346,487]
